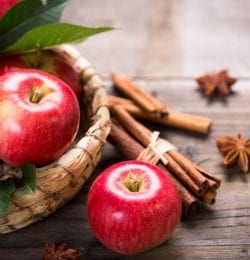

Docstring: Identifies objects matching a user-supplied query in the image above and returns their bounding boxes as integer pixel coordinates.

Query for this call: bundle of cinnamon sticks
[109,72,212,135]
[107,72,221,217]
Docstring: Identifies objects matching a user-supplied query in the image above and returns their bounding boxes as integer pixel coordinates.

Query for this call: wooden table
[1,0,250,259]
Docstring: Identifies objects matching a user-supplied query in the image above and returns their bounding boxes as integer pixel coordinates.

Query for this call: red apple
[0,0,21,18]
[87,160,182,255]
[0,68,80,167]
[0,55,24,75]
[0,50,82,98]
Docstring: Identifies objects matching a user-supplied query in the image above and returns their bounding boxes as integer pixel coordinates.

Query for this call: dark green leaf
[3,23,113,54]
[0,0,69,50]
[15,164,36,196]
[0,179,15,217]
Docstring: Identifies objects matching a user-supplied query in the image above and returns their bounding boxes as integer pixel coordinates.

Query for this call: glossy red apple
[87,160,182,255]
[0,0,21,18]
[0,50,82,98]
[0,68,80,167]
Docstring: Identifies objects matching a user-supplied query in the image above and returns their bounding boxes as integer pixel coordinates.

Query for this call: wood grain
[62,0,250,78]
[1,0,250,259]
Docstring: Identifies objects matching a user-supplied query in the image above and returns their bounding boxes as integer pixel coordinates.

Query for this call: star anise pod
[216,133,250,173]
[43,242,82,260]
[196,70,237,97]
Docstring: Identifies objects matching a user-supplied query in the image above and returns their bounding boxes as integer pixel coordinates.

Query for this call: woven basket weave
[0,45,110,233]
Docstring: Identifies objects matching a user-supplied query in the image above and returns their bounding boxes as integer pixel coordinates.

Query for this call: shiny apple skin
[0,50,82,98]
[0,68,80,167]
[87,160,182,255]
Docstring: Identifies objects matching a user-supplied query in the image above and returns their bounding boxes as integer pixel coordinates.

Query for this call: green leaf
[0,164,37,217]
[15,164,36,196]
[3,23,113,54]
[0,179,15,217]
[0,0,69,50]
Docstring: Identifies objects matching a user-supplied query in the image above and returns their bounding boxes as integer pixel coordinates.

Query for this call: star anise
[216,133,250,173]
[43,242,82,260]
[196,70,237,97]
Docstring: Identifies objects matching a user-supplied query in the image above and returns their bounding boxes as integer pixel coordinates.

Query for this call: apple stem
[30,88,43,103]
[34,44,42,68]
[122,173,143,192]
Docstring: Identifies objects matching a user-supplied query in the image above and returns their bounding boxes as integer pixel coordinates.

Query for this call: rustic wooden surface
[1,0,250,259]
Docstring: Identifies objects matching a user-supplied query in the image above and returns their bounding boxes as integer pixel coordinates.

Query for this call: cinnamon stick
[108,95,212,134]
[110,105,152,146]
[108,122,200,217]
[108,123,143,159]
[157,164,200,217]
[168,150,209,191]
[110,105,218,197]
[109,95,134,106]
[206,179,220,191]
[162,153,204,197]
[196,165,221,190]
[111,72,169,118]
[202,190,217,205]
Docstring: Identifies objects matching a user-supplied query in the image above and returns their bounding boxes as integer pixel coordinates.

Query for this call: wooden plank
[62,0,250,78]
[0,245,249,260]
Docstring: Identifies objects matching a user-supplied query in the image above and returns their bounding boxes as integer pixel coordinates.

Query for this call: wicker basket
[0,45,110,233]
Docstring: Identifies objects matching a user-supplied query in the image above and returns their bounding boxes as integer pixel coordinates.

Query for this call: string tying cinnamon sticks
[109,105,221,216]
[137,131,176,165]
[109,72,212,134]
